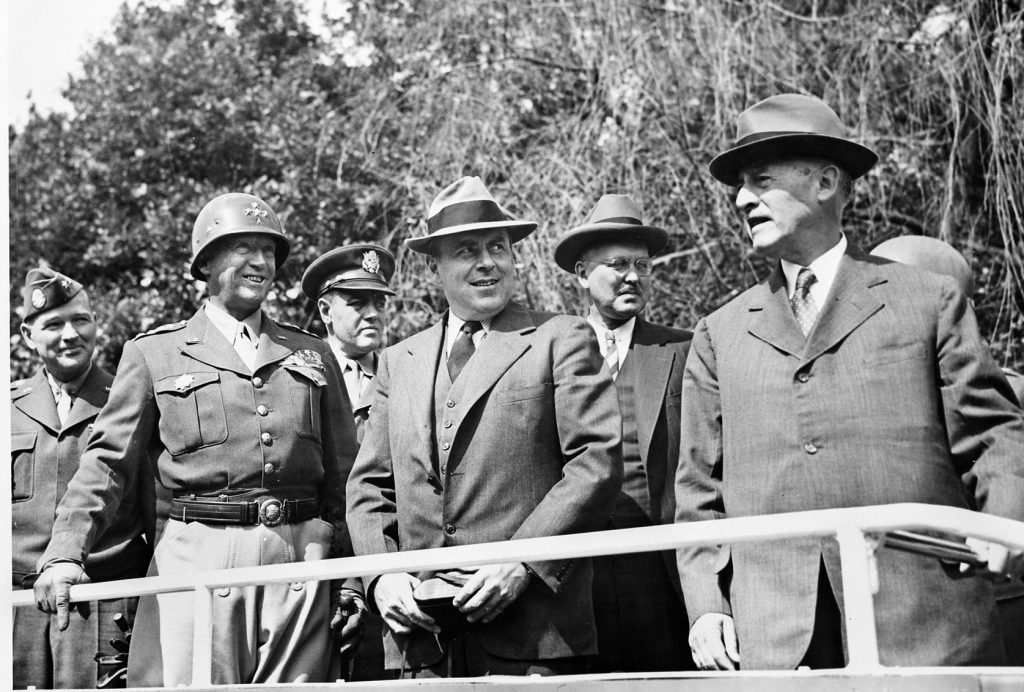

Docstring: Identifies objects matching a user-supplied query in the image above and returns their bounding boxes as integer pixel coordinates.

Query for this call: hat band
[734,130,825,147]
[595,216,644,226]
[427,200,506,233]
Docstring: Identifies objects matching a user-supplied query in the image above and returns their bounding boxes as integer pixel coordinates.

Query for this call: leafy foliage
[10,0,1024,379]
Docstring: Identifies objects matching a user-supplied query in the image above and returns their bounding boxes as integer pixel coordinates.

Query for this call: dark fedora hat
[709,94,878,186]
[301,243,396,301]
[405,176,537,254]
[553,194,668,273]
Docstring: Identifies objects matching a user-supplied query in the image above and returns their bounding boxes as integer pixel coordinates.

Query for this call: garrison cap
[301,243,396,300]
[21,267,85,322]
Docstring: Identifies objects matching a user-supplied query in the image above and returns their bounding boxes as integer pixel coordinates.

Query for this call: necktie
[55,387,73,425]
[234,324,258,371]
[447,321,482,382]
[791,267,819,336]
[604,331,619,380]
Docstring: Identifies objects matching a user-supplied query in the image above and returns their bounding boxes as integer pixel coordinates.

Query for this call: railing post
[836,526,882,673]
[191,585,214,686]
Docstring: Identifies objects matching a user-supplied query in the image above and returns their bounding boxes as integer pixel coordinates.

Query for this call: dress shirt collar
[332,344,376,378]
[587,311,636,365]
[204,301,263,344]
[444,312,492,358]
[781,233,847,306]
[45,363,92,400]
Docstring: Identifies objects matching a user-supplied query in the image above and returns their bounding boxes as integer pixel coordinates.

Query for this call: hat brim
[709,133,878,186]
[405,220,537,254]
[315,280,396,298]
[553,223,668,273]
[190,229,291,281]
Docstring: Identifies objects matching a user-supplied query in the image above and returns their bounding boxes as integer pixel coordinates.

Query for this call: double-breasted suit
[676,244,1024,669]
[12,365,151,688]
[346,301,623,670]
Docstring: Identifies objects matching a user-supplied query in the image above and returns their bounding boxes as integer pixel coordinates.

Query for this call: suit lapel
[12,369,61,434]
[456,303,533,417]
[802,246,885,364]
[747,267,807,358]
[630,320,673,462]
[177,309,251,376]
[61,366,112,431]
[403,320,446,473]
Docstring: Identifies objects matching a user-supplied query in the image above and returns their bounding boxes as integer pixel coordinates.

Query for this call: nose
[60,321,80,342]
[477,249,496,270]
[363,302,380,320]
[735,185,759,212]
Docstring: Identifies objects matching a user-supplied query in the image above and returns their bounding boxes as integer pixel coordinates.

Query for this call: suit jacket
[39,309,359,579]
[12,366,151,587]
[624,319,692,597]
[346,301,623,667]
[676,244,1024,669]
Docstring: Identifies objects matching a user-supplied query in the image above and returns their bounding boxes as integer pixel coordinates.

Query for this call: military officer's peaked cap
[21,267,85,322]
[301,243,396,300]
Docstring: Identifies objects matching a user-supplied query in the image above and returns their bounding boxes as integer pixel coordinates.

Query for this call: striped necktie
[604,330,619,380]
[791,267,819,336]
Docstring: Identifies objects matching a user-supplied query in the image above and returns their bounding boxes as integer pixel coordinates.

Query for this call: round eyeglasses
[581,257,654,276]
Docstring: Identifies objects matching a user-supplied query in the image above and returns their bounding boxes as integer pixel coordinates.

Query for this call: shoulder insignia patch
[133,320,188,341]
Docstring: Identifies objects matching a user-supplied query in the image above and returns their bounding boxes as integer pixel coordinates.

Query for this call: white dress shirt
[781,234,847,306]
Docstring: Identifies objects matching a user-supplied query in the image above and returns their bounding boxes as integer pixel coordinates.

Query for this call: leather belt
[169,496,319,527]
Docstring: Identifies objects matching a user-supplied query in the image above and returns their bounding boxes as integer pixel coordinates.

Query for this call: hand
[33,562,91,631]
[689,612,740,671]
[330,588,368,657]
[453,562,531,624]
[373,573,439,635]
[961,538,1024,582]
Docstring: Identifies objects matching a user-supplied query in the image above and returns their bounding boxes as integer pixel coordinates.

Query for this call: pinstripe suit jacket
[676,244,1024,669]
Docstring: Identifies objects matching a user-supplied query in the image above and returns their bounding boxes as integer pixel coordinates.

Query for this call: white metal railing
[10,503,1024,686]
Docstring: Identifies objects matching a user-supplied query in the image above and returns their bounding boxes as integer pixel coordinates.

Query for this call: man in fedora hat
[346,176,623,678]
[302,243,396,445]
[12,267,151,689]
[677,93,1024,670]
[33,193,364,686]
[554,194,694,673]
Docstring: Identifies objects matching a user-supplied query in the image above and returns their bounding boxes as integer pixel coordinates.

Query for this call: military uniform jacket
[346,301,623,667]
[39,308,359,573]
[676,244,1024,669]
[12,365,151,587]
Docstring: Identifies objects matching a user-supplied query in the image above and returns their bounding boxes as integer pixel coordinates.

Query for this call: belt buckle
[258,498,283,527]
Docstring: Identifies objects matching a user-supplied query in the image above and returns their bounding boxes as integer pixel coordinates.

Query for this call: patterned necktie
[791,267,819,336]
[234,323,258,371]
[447,321,482,382]
[604,331,619,380]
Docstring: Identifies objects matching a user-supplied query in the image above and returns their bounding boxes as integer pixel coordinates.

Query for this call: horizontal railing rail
[10,503,1024,685]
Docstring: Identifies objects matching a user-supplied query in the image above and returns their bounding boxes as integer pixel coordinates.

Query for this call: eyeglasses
[581,257,654,276]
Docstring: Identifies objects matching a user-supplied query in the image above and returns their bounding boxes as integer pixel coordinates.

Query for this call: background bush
[10,0,1024,378]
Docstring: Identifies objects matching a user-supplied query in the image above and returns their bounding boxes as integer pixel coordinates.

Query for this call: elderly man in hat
[346,176,623,678]
[677,93,1024,671]
[32,193,364,686]
[12,268,151,689]
[553,194,694,673]
[302,243,396,445]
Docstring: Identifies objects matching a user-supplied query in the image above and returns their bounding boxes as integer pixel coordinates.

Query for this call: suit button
[441,442,450,451]
[257,405,269,416]
[263,463,275,474]
[804,443,818,455]
[797,372,810,383]
[440,465,447,474]
[252,376,264,388]
[443,420,452,428]
[261,432,273,445]
[446,399,455,408]
[444,523,456,535]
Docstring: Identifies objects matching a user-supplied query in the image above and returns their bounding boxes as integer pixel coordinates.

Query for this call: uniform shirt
[331,345,375,409]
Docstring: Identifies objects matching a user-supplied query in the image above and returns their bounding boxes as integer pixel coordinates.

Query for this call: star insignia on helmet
[31,289,47,309]
[242,202,269,224]
[362,250,380,275]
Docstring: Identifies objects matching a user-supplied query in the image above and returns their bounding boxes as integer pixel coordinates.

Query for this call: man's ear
[816,163,841,202]
[19,322,37,352]
[317,297,332,325]
[574,261,590,289]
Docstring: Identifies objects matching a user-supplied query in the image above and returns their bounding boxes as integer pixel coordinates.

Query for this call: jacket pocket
[283,365,326,440]
[155,372,228,455]
[11,432,36,502]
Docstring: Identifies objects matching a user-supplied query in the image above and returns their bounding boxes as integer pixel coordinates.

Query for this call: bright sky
[6,0,145,129]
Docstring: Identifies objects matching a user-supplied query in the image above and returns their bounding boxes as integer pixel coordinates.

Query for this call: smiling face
[201,233,277,320]
[734,158,838,265]
[430,228,516,321]
[21,291,98,382]
[318,289,387,359]
[575,238,652,328]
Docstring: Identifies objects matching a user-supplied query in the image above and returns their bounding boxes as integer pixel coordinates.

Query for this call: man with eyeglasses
[553,194,695,673]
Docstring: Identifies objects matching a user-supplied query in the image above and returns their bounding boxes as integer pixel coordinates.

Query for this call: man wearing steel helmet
[677,94,1024,671]
[32,193,363,686]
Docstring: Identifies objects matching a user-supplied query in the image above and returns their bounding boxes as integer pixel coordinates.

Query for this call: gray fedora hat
[553,194,668,273]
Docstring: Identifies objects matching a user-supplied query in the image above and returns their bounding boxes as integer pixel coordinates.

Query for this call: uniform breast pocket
[283,365,326,440]
[11,432,37,502]
[155,372,228,455]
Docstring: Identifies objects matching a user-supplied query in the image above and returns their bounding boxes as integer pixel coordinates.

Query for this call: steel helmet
[189,193,291,281]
